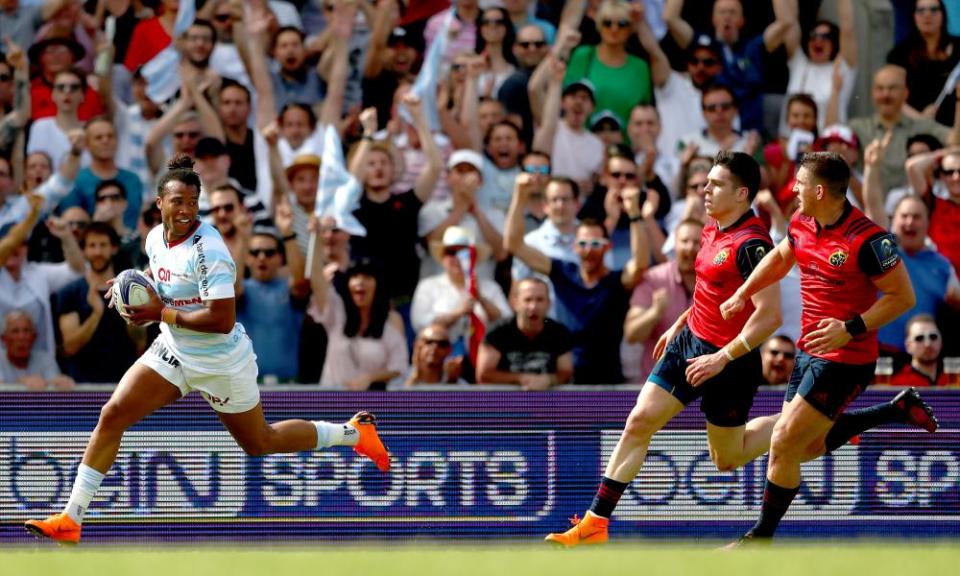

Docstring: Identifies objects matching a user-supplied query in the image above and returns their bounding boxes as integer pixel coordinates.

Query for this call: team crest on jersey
[828,249,848,267]
[713,248,730,265]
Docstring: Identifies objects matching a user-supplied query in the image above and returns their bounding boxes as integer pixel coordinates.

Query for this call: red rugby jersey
[929,197,960,272]
[688,210,773,348]
[788,203,902,365]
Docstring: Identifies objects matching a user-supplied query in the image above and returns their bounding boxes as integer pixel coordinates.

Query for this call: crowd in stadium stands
[3,0,960,389]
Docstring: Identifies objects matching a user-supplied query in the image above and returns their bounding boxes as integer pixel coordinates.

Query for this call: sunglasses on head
[912,332,940,343]
[249,248,279,258]
[523,165,550,175]
[576,238,609,250]
[518,40,547,49]
[703,102,734,113]
[601,18,631,29]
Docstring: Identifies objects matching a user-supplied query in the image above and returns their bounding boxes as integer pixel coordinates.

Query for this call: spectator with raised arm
[888,0,960,126]
[843,65,960,192]
[664,0,794,132]
[563,0,652,129]
[55,222,141,384]
[781,0,856,130]
[505,171,650,383]
[906,146,960,273]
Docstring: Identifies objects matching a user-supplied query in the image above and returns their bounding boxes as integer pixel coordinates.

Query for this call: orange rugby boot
[24,512,81,544]
[545,511,609,547]
[348,411,392,472]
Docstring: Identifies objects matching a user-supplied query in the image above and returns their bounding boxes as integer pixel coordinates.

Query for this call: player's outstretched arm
[721,237,795,320]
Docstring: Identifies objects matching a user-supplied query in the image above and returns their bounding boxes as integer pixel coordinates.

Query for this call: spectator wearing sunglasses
[27,69,91,172]
[664,0,795,133]
[405,324,465,385]
[760,335,796,386]
[90,180,143,272]
[679,84,761,162]
[878,196,960,355]
[564,1,652,134]
[235,224,307,384]
[506,172,650,384]
[892,314,950,386]
[497,24,551,147]
[29,36,106,122]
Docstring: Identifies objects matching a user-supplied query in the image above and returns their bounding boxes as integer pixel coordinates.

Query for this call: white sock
[313,421,359,448]
[64,464,105,524]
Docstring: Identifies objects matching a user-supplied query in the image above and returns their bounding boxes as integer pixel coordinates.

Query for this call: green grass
[5,544,960,576]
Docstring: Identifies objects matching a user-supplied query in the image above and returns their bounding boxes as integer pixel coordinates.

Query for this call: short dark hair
[211,183,243,205]
[189,19,218,43]
[516,276,550,296]
[547,176,580,200]
[80,221,120,248]
[763,334,796,351]
[219,79,251,103]
[271,26,305,52]
[786,93,818,119]
[701,83,737,108]
[157,155,202,198]
[578,217,608,239]
[905,313,939,338]
[95,178,127,200]
[483,120,522,146]
[906,133,943,154]
[522,150,552,168]
[798,151,850,199]
[714,150,761,201]
[279,102,317,130]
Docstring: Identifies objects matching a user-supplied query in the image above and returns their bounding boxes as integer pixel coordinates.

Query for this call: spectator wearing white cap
[419,149,508,282]
[411,225,511,369]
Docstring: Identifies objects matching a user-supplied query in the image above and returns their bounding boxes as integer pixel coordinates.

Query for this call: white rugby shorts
[137,332,260,413]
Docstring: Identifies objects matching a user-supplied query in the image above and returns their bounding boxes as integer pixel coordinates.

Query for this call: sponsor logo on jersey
[148,339,181,368]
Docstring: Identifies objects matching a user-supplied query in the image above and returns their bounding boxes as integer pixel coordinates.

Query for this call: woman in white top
[781,0,857,130]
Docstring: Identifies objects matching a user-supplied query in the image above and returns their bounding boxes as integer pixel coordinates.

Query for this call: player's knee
[97,401,133,434]
[769,424,799,458]
[237,436,271,457]
[622,411,660,443]
[710,451,739,472]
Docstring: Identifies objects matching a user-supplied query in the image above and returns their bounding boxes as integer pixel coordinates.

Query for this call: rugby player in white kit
[25,156,391,544]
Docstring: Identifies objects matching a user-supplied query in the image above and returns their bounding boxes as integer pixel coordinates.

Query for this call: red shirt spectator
[891,363,948,387]
[30,77,104,121]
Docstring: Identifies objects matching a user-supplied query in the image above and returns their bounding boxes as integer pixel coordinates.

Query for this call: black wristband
[628,214,643,223]
[844,315,867,337]
[282,233,297,242]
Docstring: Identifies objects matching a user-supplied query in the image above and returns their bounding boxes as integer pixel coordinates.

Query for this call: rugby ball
[111,269,157,318]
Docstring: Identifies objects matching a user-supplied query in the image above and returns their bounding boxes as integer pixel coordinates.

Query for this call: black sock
[748,479,800,538]
[588,477,629,519]
[824,402,899,453]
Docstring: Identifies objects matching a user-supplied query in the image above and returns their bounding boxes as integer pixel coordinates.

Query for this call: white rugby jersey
[145,221,253,374]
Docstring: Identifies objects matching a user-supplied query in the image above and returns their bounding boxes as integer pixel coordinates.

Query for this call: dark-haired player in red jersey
[546,151,784,547]
[720,151,939,545]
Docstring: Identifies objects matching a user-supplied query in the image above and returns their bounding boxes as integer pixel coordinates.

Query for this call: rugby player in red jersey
[546,151,784,547]
[720,151,938,545]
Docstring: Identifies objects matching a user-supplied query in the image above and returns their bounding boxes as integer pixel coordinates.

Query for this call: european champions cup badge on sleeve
[870,235,900,271]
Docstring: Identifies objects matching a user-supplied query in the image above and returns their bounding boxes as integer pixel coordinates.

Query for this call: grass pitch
[5,543,959,576]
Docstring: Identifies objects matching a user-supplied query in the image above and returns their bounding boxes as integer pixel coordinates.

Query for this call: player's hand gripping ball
[111,269,158,323]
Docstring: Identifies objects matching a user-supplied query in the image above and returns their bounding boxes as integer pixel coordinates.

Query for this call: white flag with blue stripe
[316,125,366,237]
